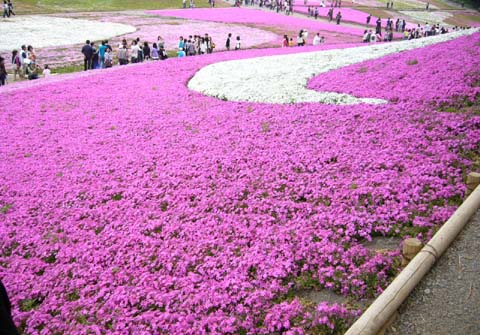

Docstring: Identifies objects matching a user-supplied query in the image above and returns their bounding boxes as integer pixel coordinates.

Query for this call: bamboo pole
[345,185,480,335]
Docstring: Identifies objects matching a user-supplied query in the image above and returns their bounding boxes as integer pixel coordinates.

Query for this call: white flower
[188,29,478,105]
[399,11,453,25]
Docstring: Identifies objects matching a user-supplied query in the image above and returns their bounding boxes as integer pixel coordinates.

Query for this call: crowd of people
[78,33,243,72]
[281,30,325,47]
[0,44,51,86]
[181,0,217,8]
[362,19,465,43]
[241,0,294,14]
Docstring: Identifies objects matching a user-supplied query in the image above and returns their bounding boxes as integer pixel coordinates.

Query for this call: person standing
[19,45,27,78]
[182,0,186,8]
[43,65,51,77]
[118,44,128,65]
[81,40,93,71]
[327,8,333,22]
[143,42,151,60]
[27,45,36,64]
[313,33,321,45]
[90,42,99,69]
[235,36,241,50]
[3,1,9,18]
[199,38,207,54]
[366,14,371,25]
[104,48,113,68]
[7,0,14,15]
[151,43,159,60]
[314,7,318,19]
[157,36,165,50]
[11,50,20,81]
[336,11,342,24]
[98,41,107,69]
[130,40,139,63]
[0,56,7,86]
[0,280,19,334]
[225,33,232,50]
[375,17,382,35]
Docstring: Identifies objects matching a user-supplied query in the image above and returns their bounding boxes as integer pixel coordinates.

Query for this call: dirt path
[386,209,480,335]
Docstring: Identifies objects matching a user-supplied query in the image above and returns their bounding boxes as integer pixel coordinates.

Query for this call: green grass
[51,64,84,74]
[14,0,228,14]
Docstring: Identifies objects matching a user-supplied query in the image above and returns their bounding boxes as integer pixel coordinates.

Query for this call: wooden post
[401,238,423,266]
[466,172,480,197]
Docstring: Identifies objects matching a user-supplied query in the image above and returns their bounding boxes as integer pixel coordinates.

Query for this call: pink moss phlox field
[1,33,480,335]
[149,7,365,36]
[307,34,480,104]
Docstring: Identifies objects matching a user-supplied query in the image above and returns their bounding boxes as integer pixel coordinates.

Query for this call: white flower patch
[0,16,136,52]
[189,29,478,105]
[400,11,453,25]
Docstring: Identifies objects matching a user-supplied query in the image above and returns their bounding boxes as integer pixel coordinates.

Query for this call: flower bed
[0,31,479,335]
[0,15,136,53]
[399,10,453,25]
[148,7,366,36]
[189,29,476,104]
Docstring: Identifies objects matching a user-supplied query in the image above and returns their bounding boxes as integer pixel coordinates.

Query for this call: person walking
[7,0,14,15]
[366,14,371,25]
[225,33,232,51]
[81,40,93,71]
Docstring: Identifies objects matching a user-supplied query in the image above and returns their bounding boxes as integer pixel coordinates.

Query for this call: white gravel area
[0,15,136,52]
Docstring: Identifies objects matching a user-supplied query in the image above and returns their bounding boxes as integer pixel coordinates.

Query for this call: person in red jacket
[0,280,19,335]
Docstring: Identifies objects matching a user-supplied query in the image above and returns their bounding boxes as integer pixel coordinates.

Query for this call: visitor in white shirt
[43,65,51,77]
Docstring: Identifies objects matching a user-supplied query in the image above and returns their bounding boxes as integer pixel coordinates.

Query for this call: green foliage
[0,203,12,214]
[19,298,42,312]
[14,0,220,13]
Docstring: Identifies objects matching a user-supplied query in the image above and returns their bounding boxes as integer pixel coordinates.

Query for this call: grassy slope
[13,0,229,13]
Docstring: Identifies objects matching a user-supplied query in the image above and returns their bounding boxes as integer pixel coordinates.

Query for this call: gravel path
[386,209,480,335]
